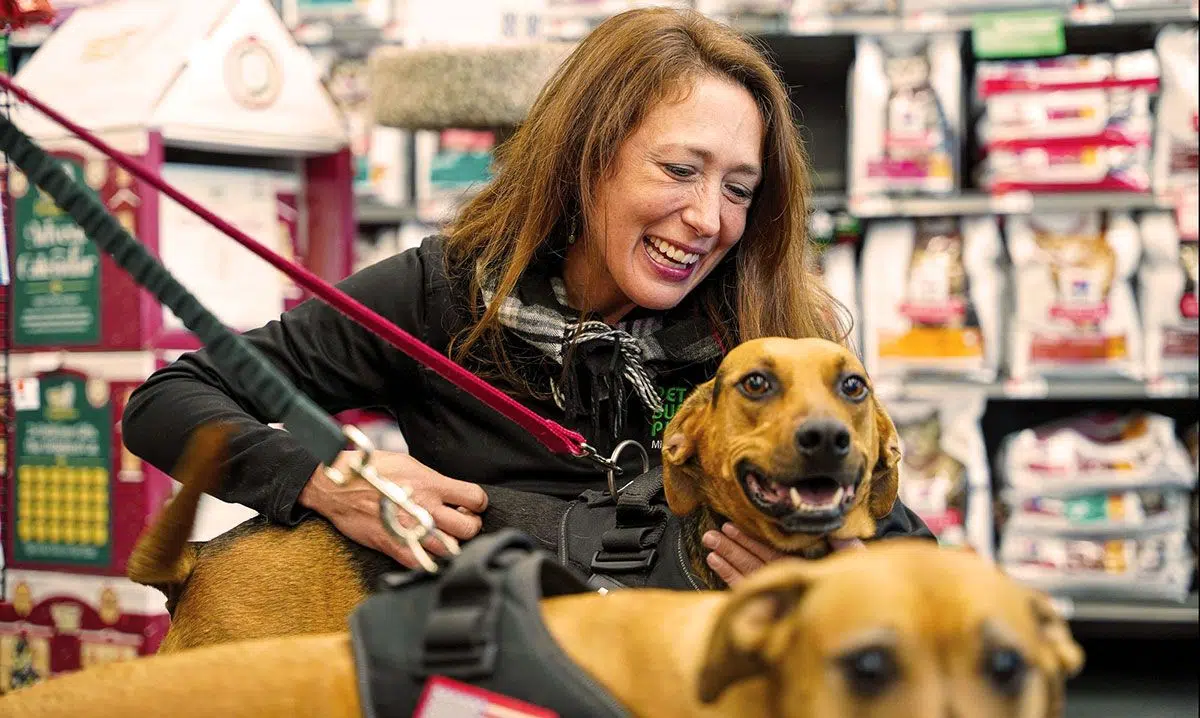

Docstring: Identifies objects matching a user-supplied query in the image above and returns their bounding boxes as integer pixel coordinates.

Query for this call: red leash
[0,74,597,463]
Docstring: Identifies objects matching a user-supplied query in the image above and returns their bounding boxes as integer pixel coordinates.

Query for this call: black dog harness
[350,530,632,718]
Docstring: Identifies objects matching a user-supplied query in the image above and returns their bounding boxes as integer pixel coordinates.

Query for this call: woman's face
[564,75,764,322]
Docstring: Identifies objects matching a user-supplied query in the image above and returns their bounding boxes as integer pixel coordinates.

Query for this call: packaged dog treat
[999,528,1195,602]
[1137,210,1198,379]
[1006,211,1144,380]
[999,411,1198,500]
[888,393,994,559]
[1152,25,1198,195]
[848,33,962,198]
[861,216,1003,382]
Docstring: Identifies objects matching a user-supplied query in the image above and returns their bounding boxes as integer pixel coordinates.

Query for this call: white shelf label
[849,195,897,217]
[789,14,834,35]
[1146,376,1189,398]
[990,191,1034,215]
[1003,377,1050,398]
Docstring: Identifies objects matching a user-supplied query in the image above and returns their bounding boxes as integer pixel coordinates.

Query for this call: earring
[567,216,577,245]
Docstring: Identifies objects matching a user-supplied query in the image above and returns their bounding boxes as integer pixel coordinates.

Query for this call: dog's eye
[984,648,1027,696]
[839,647,898,698]
[839,374,869,402]
[738,372,772,398]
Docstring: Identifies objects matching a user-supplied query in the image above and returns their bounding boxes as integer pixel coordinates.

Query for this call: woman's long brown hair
[443,7,848,395]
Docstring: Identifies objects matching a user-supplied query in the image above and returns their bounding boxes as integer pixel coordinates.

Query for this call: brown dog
[129,337,904,652]
[1,535,1084,718]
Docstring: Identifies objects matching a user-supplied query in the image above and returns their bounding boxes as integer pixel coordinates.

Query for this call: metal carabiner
[328,425,461,573]
[604,439,650,502]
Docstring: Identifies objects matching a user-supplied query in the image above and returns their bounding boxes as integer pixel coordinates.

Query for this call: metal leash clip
[325,425,461,573]
[604,439,650,502]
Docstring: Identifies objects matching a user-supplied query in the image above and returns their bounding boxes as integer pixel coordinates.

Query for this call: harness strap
[0,74,589,461]
[589,468,672,575]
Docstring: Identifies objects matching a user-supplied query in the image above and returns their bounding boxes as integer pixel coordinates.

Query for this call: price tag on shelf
[989,191,1034,215]
[1067,3,1115,25]
[1002,377,1050,399]
[788,14,833,35]
[1146,376,1189,398]
[1049,596,1075,620]
[849,195,897,218]
[904,11,951,31]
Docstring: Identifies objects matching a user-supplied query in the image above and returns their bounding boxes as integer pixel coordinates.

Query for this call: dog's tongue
[749,473,789,503]
[794,483,840,506]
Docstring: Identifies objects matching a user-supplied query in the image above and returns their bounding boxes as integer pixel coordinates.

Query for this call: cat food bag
[1006,211,1143,380]
[848,33,962,198]
[1152,25,1198,195]
[862,216,1003,382]
[888,392,994,559]
[1138,210,1198,379]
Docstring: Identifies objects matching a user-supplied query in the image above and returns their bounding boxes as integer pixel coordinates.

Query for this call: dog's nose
[795,419,852,459]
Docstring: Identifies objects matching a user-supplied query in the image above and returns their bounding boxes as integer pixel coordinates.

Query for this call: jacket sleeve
[872,498,937,541]
[122,245,434,526]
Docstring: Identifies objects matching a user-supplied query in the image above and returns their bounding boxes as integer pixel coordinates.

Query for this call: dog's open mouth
[736,460,859,533]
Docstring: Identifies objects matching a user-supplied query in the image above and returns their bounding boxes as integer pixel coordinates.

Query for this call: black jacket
[123,235,932,544]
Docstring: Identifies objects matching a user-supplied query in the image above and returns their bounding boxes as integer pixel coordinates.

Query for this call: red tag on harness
[414,676,560,718]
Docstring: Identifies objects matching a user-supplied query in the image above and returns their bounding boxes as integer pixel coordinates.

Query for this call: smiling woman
[122,7,926,589]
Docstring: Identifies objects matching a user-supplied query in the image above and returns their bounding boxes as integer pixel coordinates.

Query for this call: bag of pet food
[848,33,962,198]
[1138,210,1198,379]
[1152,25,1198,195]
[886,391,993,559]
[1006,211,1144,380]
[862,216,1003,382]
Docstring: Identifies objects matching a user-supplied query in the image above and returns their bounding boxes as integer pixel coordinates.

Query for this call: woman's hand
[702,523,866,587]
[299,450,489,569]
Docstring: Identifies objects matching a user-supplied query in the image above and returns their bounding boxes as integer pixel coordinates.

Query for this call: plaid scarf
[480,261,724,438]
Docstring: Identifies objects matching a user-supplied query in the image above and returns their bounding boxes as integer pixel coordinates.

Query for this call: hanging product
[975,51,1160,194]
[889,393,994,559]
[1137,210,1198,379]
[1006,211,1144,380]
[861,215,1004,382]
[848,33,962,198]
[1152,24,1199,196]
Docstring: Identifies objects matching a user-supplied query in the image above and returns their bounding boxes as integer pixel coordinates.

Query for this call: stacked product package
[997,412,1198,603]
[974,50,1161,194]
[848,32,963,198]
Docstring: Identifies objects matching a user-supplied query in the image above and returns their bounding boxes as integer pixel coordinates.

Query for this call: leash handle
[0,74,590,461]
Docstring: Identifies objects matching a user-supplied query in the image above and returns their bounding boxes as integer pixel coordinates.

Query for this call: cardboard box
[0,568,169,694]
[3,353,174,577]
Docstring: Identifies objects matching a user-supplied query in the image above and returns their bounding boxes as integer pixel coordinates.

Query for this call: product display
[848,32,962,198]
[975,52,1160,194]
[1006,211,1144,381]
[1137,210,1198,379]
[861,215,1003,382]
[997,411,1198,602]
[1152,25,1199,195]
[889,392,994,558]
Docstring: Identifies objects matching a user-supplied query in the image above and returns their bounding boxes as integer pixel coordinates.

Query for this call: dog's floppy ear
[1029,591,1085,718]
[662,380,714,516]
[696,560,816,704]
[868,399,902,519]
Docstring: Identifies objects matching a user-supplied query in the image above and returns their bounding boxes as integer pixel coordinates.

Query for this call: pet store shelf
[356,201,420,226]
[842,191,1177,218]
[785,5,1199,36]
[1065,592,1200,625]
[878,376,1199,402]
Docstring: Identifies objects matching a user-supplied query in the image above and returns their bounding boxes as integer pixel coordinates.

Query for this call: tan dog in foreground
[1,535,1085,717]
[129,338,908,653]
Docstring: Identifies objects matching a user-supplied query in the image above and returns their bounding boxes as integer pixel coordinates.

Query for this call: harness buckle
[589,547,658,573]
